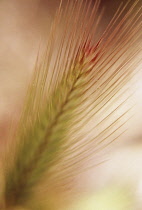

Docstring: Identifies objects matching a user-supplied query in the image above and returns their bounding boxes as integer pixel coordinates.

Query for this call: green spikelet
[5,50,89,206]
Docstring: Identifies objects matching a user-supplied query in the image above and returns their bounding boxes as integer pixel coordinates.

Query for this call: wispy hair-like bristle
[3,0,142,209]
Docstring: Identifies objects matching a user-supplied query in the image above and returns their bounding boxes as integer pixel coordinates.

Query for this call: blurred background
[0,0,142,209]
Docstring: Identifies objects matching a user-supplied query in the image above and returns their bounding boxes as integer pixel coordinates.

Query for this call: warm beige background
[0,0,142,209]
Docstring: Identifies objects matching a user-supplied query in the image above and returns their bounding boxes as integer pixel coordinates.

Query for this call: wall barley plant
[0,0,142,209]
